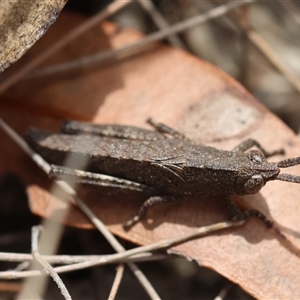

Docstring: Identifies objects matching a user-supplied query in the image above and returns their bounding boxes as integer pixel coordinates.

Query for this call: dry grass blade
[29,0,255,77]
[137,0,185,48]
[18,226,71,300]
[246,30,300,94]
[0,220,244,279]
[218,2,300,95]
[0,119,83,297]
[71,195,161,300]
[214,281,233,300]
[0,252,169,265]
[279,0,300,25]
[14,262,31,272]
[108,264,124,300]
[0,118,51,174]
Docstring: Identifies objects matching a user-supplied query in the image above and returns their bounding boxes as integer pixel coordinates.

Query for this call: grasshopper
[26,119,300,230]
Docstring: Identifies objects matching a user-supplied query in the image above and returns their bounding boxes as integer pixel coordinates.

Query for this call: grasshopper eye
[244,174,264,194]
[252,155,262,163]
[247,150,264,164]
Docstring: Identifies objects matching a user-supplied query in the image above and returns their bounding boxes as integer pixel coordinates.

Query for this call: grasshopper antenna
[276,157,300,183]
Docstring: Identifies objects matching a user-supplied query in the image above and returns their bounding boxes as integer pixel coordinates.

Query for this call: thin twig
[71,194,161,300]
[0,252,169,264]
[108,264,124,300]
[14,261,31,272]
[31,226,71,300]
[278,0,300,26]
[0,220,244,279]
[246,29,300,94]
[0,119,51,173]
[137,0,186,49]
[0,118,160,300]
[29,0,255,78]
[217,2,300,94]
[3,119,90,297]
[0,0,132,94]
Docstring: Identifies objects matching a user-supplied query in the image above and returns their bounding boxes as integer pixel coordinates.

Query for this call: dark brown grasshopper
[26,119,300,230]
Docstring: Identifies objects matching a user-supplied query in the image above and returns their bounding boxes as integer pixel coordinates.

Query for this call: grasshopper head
[234,150,279,195]
[234,149,300,195]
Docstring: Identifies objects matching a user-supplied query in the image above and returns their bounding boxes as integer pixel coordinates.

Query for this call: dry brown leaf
[1,11,300,299]
[0,0,66,72]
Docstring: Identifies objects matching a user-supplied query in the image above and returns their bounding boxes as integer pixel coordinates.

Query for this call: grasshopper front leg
[226,196,273,228]
[232,139,284,158]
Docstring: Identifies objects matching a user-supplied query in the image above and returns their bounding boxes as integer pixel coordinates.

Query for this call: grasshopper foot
[244,209,273,228]
[123,216,140,231]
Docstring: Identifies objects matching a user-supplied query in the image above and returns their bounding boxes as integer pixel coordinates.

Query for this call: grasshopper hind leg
[61,120,166,141]
[147,118,187,140]
[49,165,155,194]
[123,195,177,230]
